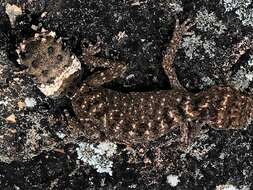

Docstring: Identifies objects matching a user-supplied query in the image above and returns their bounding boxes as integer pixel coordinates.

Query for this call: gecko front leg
[82,39,127,87]
[162,18,195,90]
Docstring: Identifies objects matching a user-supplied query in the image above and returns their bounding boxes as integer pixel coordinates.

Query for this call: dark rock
[1,0,253,189]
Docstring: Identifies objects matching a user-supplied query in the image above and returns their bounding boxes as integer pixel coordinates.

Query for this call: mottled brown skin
[22,19,253,146]
[71,19,253,145]
[20,35,72,85]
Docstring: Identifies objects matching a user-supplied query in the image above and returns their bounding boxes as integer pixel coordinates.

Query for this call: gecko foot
[82,36,103,56]
[175,18,196,36]
[162,17,195,90]
[180,124,190,147]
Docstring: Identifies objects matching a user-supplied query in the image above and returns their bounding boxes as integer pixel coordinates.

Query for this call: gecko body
[20,19,253,145]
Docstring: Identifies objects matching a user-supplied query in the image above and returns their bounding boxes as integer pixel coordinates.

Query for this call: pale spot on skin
[184,101,195,117]
[217,120,222,124]
[144,130,150,135]
[169,111,179,122]
[103,114,107,128]
[222,95,229,107]
[160,120,165,129]
[200,102,209,108]
[129,131,135,136]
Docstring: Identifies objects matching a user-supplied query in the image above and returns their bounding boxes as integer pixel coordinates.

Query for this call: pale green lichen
[202,39,216,58]
[181,34,202,59]
[216,184,239,190]
[231,67,252,90]
[200,76,215,89]
[196,9,227,35]
[76,141,117,176]
[231,56,253,90]
[167,0,183,13]
[221,0,251,12]
[181,34,216,59]
[167,175,180,187]
[24,97,37,108]
[221,0,253,27]
[160,0,183,14]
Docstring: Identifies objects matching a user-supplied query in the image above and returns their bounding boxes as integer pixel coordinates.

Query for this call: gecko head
[17,30,82,97]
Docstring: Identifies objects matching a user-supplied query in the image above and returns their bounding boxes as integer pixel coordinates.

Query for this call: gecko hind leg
[179,121,199,150]
[162,18,195,90]
[81,38,128,87]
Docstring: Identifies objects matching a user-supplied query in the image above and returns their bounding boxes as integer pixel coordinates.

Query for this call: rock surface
[1,0,253,189]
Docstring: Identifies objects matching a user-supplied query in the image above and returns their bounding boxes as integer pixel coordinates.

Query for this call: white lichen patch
[76,141,117,176]
[216,184,239,190]
[200,76,215,89]
[196,9,227,35]
[202,39,216,58]
[181,34,216,59]
[167,0,183,13]
[166,175,180,187]
[5,3,22,27]
[159,0,183,16]
[221,0,253,27]
[25,97,37,108]
[231,56,253,91]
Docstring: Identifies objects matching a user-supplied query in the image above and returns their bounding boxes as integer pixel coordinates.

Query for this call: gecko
[19,19,253,146]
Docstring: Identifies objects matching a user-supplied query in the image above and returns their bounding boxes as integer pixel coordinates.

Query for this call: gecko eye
[48,46,54,55]
[57,55,63,61]
[41,69,49,76]
[31,60,39,68]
